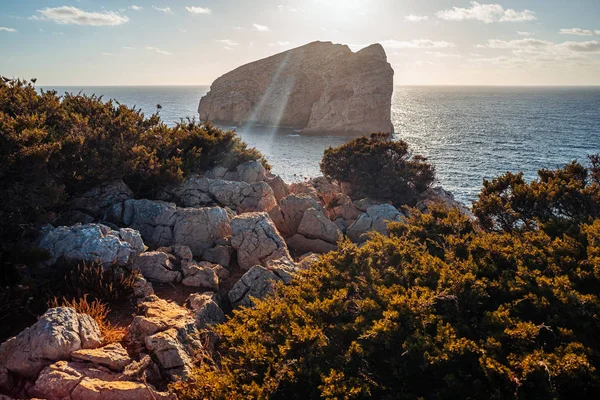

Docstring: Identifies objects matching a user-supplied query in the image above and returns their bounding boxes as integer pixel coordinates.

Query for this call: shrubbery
[0,79,266,277]
[320,132,435,206]
[174,159,600,399]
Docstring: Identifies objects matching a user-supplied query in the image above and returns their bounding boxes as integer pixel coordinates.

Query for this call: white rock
[347,204,404,243]
[297,207,342,244]
[133,251,182,283]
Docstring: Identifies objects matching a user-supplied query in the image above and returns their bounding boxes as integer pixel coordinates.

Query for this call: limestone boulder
[297,207,341,244]
[71,343,132,371]
[202,244,233,267]
[347,204,404,243]
[133,275,154,298]
[70,180,133,219]
[271,194,325,237]
[71,378,174,400]
[145,326,201,380]
[133,251,181,283]
[0,307,102,379]
[265,174,289,202]
[286,234,337,255]
[39,224,144,268]
[181,261,219,290]
[231,212,291,270]
[187,292,226,327]
[127,296,196,342]
[236,160,267,183]
[198,41,394,134]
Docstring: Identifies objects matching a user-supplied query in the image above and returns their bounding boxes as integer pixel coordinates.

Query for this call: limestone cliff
[198,41,394,134]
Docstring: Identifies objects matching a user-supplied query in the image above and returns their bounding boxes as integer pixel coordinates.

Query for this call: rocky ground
[0,160,471,399]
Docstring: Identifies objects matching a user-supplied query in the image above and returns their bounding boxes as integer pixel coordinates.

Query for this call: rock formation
[198,41,394,134]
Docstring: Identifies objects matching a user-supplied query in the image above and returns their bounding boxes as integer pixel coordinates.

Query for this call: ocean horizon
[40,85,600,205]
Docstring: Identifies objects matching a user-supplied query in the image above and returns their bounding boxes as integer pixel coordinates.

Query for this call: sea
[40,85,600,205]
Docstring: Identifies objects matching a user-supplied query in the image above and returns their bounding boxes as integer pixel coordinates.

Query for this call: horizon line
[37,84,600,88]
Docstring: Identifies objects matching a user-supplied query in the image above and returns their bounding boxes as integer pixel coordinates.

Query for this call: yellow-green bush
[174,160,600,399]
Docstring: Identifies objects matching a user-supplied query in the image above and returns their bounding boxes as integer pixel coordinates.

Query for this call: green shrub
[174,161,600,400]
[0,79,266,280]
[320,132,435,206]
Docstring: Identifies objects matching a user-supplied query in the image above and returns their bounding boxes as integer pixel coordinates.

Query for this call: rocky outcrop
[133,251,182,283]
[159,175,277,213]
[39,224,145,268]
[70,180,133,220]
[416,186,474,218]
[71,343,132,371]
[270,194,325,237]
[181,261,220,290]
[188,292,225,327]
[231,212,291,270]
[198,41,394,134]
[110,199,231,256]
[297,207,341,244]
[0,307,102,380]
[347,204,404,243]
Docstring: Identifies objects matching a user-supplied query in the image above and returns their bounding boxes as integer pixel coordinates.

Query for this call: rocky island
[198,41,394,134]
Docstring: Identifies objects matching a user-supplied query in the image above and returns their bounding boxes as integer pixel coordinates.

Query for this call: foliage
[320,132,435,206]
[66,262,139,303]
[175,163,600,400]
[473,156,600,236]
[49,295,126,344]
[0,78,266,281]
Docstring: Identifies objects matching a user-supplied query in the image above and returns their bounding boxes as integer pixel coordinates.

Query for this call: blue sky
[1,0,599,85]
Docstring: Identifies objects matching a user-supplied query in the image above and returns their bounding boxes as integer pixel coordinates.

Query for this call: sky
[0,0,599,86]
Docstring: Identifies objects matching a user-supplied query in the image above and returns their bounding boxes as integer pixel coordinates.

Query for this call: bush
[473,156,600,237]
[66,262,139,303]
[0,79,266,281]
[174,161,600,400]
[320,132,435,206]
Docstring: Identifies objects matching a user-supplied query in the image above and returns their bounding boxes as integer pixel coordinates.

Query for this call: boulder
[127,296,196,342]
[231,212,291,270]
[145,326,201,380]
[286,234,337,255]
[0,307,102,379]
[187,292,226,327]
[133,251,182,283]
[289,181,320,200]
[347,204,404,243]
[70,180,133,219]
[297,207,341,244]
[181,261,219,290]
[416,186,475,218]
[228,258,303,307]
[133,275,154,298]
[114,200,231,257]
[271,194,325,237]
[71,343,132,371]
[235,160,267,183]
[202,244,233,267]
[71,378,174,400]
[39,224,144,268]
[198,41,394,134]
[265,174,289,202]
[330,193,362,222]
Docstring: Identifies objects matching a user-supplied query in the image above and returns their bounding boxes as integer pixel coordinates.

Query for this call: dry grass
[67,262,139,303]
[48,294,126,344]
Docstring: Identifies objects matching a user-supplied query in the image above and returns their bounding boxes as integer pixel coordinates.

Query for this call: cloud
[476,38,551,49]
[186,6,212,15]
[0,27,17,32]
[277,5,304,12]
[216,39,239,47]
[253,23,270,32]
[130,5,142,11]
[415,60,436,66]
[233,26,244,31]
[380,39,457,49]
[123,46,135,50]
[277,41,291,46]
[559,28,599,36]
[145,46,172,55]
[562,41,600,52]
[517,31,534,36]
[152,6,173,14]
[436,2,536,23]
[31,6,129,26]
[102,53,114,56]
[425,51,461,58]
[405,15,429,22]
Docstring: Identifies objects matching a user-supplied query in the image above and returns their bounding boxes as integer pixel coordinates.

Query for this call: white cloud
[233,26,244,31]
[102,53,114,56]
[0,27,17,32]
[253,23,270,32]
[130,5,142,11]
[476,38,551,49]
[415,60,436,66]
[145,46,172,55]
[277,41,291,46]
[216,39,239,47]
[186,6,212,15]
[123,46,135,50]
[152,6,173,14]
[405,15,429,22]
[559,28,599,36]
[562,40,600,52]
[517,31,534,36]
[436,2,536,23]
[381,39,457,49]
[425,51,461,58]
[31,6,129,26]
[277,5,304,12]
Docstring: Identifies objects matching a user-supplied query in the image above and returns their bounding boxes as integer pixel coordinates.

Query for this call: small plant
[66,262,139,303]
[48,295,126,344]
[320,132,435,206]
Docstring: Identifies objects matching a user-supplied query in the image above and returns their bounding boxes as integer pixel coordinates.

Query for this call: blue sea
[40,85,600,205]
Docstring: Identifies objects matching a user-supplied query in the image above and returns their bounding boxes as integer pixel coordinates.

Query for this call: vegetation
[49,295,126,344]
[320,132,435,206]
[66,262,139,303]
[174,157,600,399]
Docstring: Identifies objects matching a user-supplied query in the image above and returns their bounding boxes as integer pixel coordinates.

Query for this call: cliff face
[198,41,394,134]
